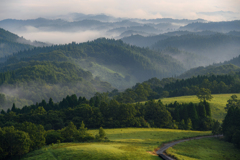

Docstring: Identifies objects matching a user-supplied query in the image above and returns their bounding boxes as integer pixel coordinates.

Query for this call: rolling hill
[0,29,188,109]
[151,33,240,65]
[0,28,50,59]
[178,64,240,79]
[180,20,240,32]
[1,37,185,89]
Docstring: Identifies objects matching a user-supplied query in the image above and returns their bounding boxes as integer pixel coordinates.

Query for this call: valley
[0,9,240,160]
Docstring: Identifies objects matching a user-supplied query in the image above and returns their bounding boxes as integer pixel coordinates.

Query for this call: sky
[0,0,240,21]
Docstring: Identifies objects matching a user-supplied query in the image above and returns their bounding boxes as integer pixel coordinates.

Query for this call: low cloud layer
[17,31,103,44]
[1,0,240,21]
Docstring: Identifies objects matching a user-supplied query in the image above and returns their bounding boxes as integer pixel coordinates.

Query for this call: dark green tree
[0,126,31,159]
[197,88,213,102]
[61,121,78,142]
[212,120,222,135]
[18,122,46,150]
[225,95,239,110]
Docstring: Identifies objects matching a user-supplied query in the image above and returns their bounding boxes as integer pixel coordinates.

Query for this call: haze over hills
[122,31,240,69]
[0,28,189,109]
[0,28,50,58]
[152,33,240,64]
[177,55,240,79]
[1,1,240,158]
[180,20,240,32]
[0,13,206,44]
[0,13,240,111]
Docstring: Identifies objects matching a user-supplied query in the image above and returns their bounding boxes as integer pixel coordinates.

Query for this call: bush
[45,130,63,145]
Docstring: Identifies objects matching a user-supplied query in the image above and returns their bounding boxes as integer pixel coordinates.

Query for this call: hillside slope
[0,28,49,58]
[152,33,240,64]
[2,38,185,89]
[178,64,240,79]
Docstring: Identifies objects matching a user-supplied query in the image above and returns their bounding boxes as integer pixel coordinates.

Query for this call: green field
[166,137,240,160]
[23,128,210,160]
[160,93,240,121]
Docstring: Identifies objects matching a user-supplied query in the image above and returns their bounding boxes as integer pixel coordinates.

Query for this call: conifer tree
[188,103,198,129]
[198,103,207,118]
[203,100,211,117]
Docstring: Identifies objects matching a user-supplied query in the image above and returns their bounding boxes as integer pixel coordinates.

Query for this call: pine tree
[11,103,16,112]
[198,102,207,118]
[203,100,211,117]
[189,104,199,129]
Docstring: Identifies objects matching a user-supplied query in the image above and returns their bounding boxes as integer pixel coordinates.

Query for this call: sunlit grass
[160,93,240,121]
[23,128,210,160]
[166,137,240,160]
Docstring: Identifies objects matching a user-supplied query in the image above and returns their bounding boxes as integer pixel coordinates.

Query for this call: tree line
[110,74,240,103]
[0,120,107,159]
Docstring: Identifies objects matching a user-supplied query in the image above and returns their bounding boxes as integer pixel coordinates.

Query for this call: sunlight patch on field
[23,128,210,160]
[160,93,240,121]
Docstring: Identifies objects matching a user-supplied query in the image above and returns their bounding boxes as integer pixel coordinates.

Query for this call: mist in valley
[0,0,240,111]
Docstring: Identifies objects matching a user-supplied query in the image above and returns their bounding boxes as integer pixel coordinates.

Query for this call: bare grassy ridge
[161,93,240,121]
[166,137,240,160]
[22,128,210,160]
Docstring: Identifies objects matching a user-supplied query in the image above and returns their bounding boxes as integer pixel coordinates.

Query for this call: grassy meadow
[23,128,210,160]
[22,94,240,160]
[160,93,240,121]
[166,137,240,160]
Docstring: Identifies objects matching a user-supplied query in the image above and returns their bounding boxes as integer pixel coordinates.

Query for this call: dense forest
[110,73,240,103]
[178,64,240,79]
[0,36,189,110]
[0,91,213,159]
[1,38,184,82]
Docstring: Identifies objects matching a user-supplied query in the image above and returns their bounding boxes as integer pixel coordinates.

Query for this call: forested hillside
[110,73,240,103]
[1,38,185,88]
[122,31,240,69]
[178,64,240,79]
[0,60,113,110]
[222,55,240,67]
[0,28,49,58]
[152,33,240,64]
[0,32,188,110]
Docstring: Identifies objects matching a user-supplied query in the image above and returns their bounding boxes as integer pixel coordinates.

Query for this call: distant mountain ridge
[0,15,208,40]
[0,29,188,109]
[180,20,240,32]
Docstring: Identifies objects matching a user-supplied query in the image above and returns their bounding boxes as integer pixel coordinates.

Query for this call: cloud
[197,11,240,21]
[16,30,111,44]
[0,0,240,21]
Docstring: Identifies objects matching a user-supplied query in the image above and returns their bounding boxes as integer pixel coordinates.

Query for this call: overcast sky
[1,0,240,21]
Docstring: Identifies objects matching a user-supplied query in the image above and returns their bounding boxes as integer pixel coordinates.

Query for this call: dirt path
[156,135,222,160]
